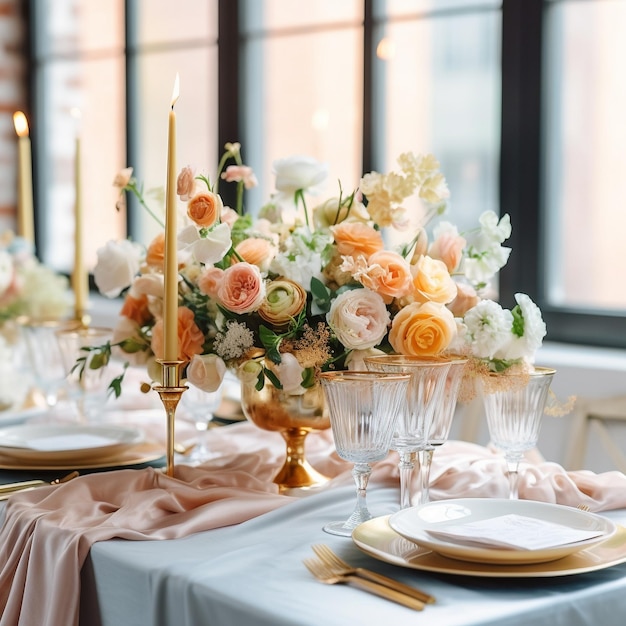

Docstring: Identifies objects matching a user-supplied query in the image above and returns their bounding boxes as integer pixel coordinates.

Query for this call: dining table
[1,402,626,626]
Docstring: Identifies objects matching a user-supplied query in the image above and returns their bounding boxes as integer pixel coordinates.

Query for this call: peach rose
[151,306,204,362]
[187,192,223,228]
[258,278,307,329]
[146,233,165,269]
[217,262,266,314]
[120,292,152,327]
[235,237,276,272]
[177,165,197,201]
[326,289,390,350]
[447,282,480,317]
[357,250,413,300]
[428,228,466,272]
[411,255,458,304]
[389,301,457,356]
[197,266,224,299]
[113,167,133,189]
[331,222,384,258]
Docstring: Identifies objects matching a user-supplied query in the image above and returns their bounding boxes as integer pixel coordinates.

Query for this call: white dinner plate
[352,515,626,578]
[0,424,145,465]
[388,498,616,565]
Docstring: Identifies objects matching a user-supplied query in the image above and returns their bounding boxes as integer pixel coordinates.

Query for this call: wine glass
[318,370,410,537]
[478,367,556,499]
[417,355,468,505]
[364,355,451,509]
[18,318,80,408]
[179,383,223,465]
[55,326,115,421]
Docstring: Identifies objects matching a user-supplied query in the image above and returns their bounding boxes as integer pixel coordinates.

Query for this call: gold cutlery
[577,504,591,512]
[312,543,436,604]
[0,470,79,500]
[303,557,425,611]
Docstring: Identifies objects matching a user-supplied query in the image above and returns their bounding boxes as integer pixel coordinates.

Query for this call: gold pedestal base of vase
[239,378,330,492]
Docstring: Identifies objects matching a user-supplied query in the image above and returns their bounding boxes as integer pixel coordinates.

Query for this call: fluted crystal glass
[479,367,556,499]
[364,355,451,509]
[319,371,410,537]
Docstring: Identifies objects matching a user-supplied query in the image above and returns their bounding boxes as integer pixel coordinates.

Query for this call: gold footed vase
[239,377,330,492]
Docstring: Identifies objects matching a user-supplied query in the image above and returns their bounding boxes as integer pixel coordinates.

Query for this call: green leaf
[511,304,525,338]
[259,325,282,364]
[264,367,283,390]
[301,367,316,389]
[255,369,265,391]
[107,364,129,399]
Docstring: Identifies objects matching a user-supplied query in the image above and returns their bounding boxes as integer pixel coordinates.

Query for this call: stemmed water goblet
[417,355,468,505]
[319,370,411,537]
[478,367,556,499]
[364,355,451,509]
[179,383,223,465]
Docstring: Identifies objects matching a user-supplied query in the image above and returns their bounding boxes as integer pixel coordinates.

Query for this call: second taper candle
[163,74,180,361]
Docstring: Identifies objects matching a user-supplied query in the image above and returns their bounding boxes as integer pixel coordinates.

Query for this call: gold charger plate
[352,515,626,578]
[0,442,164,471]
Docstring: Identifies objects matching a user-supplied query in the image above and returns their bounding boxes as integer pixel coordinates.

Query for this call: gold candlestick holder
[154,360,187,476]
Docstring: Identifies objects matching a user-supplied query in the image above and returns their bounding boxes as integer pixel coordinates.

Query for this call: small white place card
[426,514,605,551]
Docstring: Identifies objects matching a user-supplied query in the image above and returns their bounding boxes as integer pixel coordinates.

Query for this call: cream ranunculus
[326,289,390,351]
[94,239,144,298]
[389,300,457,357]
[186,354,226,392]
[258,278,307,330]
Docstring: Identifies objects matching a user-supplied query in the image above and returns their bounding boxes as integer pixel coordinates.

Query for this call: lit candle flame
[171,73,180,109]
[13,111,29,138]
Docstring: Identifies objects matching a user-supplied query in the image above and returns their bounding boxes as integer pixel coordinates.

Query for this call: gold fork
[312,543,435,604]
[303,557,425,611]
[577,504,591,512]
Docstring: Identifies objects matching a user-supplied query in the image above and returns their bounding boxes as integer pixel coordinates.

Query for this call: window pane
[132,48,218,244]
[241,0,361,31]
[39,58,126,273]
[383,0,501,16]
[543,0,626,311]
[379,8,501,235]
[242,25,363,213]
[135,0,217,44]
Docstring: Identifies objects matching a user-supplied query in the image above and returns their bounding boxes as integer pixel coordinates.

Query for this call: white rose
[272,155,328,195]
[94,239,144,298]
[327,289,390,351]
[186,354,226,393]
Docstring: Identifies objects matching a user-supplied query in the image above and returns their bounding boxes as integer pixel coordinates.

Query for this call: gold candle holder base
[154,360,187,477]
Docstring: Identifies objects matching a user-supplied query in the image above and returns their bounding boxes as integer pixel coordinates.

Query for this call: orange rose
[235,237,276,271]
[359,250,413,300]
[120,292,152,327]
[389,301,456,356]
[331,222,384,258]
[187,192,223,227]
[146,233,165,269]
[411,255,458,304]
[151,306,204,362]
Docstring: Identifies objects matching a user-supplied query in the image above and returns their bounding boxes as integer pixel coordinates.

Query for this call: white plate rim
[0,424,145,463]
[388,498,617,565]
[352,515,626,578]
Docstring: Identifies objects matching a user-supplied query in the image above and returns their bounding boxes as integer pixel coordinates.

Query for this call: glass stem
[398,451,416,509]
[345,463,373,527]
[418,448,434,506]
[507,457,521,499]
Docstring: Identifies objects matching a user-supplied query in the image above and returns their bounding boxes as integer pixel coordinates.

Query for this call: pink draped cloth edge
[1,421,626,626]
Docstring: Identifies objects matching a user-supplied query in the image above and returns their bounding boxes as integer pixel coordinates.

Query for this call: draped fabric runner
[2,421,626,626]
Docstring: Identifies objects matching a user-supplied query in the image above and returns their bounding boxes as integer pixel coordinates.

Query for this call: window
[28,0,626,348]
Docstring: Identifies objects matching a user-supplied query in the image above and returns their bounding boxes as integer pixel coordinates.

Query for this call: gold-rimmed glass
[319,370,410,537]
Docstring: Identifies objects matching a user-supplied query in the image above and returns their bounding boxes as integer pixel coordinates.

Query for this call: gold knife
[0,471,79,501]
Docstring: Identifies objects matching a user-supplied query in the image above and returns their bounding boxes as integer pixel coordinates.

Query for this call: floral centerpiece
[0,231,70,326]
[94,143,547,401]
